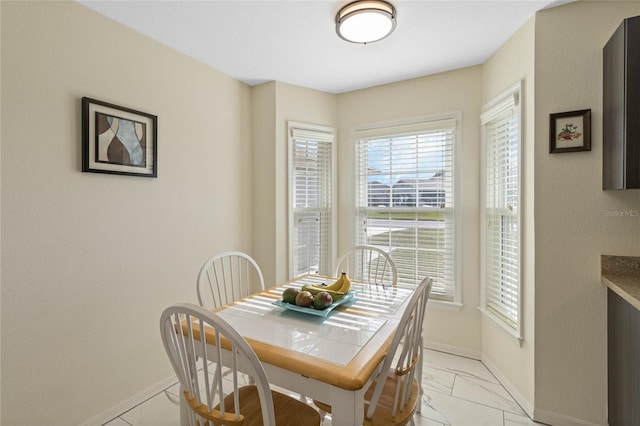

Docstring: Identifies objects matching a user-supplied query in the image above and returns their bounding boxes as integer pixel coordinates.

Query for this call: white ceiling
[79,0,572,94]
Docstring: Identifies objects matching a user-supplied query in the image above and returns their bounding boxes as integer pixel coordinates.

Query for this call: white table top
[214,275,414,385]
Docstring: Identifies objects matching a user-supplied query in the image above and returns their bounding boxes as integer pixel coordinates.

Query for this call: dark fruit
[295,290,314,307]
[313,291,333,310]
[282,288,300,304]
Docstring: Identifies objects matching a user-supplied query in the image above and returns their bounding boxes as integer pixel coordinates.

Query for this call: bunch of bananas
[301,272,351,301]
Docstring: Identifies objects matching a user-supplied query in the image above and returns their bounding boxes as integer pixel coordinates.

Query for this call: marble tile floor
[103,349,545,426]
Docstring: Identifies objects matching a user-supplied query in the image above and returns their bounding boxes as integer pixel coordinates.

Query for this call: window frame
[352,113,462,306]
[479,81,524,342]
[287,121,337,278]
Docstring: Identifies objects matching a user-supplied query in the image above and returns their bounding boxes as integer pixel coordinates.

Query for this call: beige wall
[533,2,640,424]
[1,2,252,424]
[252,81,338,285]
[251,83,278,284]
[336,67,484,353]
[481,17,536,412]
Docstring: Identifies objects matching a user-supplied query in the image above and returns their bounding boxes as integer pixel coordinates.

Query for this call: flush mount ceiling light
[336,0,396,44]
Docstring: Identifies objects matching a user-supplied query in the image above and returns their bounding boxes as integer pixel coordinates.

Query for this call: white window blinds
[289,124,335,277]
[354,116,459,302]
[481,83,522,336]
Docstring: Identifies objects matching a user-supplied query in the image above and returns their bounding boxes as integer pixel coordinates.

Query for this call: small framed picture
[82,97,157,177]
[549,109,591,153]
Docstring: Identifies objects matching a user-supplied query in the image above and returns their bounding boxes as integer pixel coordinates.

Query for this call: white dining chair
[160,303,321,426]
[313,276,433,425]
[197,251,265,309]
[335,245,398,287]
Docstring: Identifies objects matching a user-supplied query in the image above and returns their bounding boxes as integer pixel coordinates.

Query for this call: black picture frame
[549,109,591,153]
[82,97,157,177]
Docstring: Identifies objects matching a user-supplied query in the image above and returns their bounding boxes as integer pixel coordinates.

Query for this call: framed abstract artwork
[82,97,157,177]
[549,109,591,153]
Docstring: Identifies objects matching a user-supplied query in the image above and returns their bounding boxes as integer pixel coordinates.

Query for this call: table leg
[330,388,364,426]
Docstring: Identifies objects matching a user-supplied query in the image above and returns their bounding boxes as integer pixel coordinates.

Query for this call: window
[480,82,522,339]
[354,115,460,303]
[288,122,336,277]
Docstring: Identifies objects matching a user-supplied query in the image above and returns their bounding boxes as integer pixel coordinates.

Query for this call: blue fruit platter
[272,292,355,317]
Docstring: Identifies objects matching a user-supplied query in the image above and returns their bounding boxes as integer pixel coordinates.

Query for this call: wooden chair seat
[215,386,320,426]
[363,370,420,426]
[313,370,419,426]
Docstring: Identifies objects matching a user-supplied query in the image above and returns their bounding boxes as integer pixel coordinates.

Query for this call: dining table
[181,274,416,426]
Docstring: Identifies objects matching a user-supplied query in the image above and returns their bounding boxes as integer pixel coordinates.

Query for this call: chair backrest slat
[365,276,432,419]
[197,251,265,309]
[335,245,398,287]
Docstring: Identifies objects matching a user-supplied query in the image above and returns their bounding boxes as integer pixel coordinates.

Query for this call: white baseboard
[480,355,606,426]
[79,375,178,426]
[480,355,534,419]
[423,339,482,360]
[533,408,606,426]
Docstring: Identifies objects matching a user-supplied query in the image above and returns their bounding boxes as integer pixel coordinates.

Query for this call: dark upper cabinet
[603,15,640,190]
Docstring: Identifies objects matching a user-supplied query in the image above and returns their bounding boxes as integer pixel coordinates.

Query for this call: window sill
[428,299,463,311]
[478,306,524,345]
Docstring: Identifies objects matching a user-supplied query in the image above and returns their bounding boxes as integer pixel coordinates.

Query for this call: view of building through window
[354,117,458,302]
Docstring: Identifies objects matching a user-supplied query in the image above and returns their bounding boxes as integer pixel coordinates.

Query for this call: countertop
[602,255,640,311]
